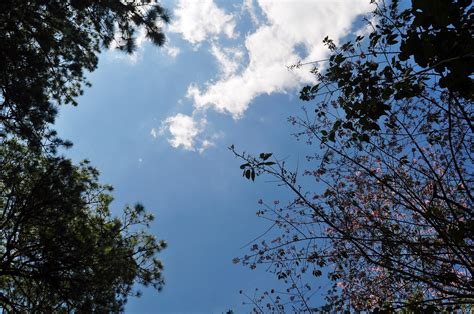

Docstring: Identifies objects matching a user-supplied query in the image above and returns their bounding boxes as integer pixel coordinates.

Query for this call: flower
[337,281,347,289]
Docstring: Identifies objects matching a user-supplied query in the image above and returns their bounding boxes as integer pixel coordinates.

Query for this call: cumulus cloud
[169,0,237,45]
[164,45,181,58]
[210,45,244,78]
[164,0,373,151]
[186,0,373,118]
[242,0,261,26]
[159,113,204,150]
[198,139,215,154]
[158,112,224,152]
[150,127,158,138]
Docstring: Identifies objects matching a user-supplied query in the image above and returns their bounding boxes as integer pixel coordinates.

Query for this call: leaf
[259,153,273,161]
[328,131,336,142]
[334,54,346,64]
[359,134,370,142]
[312,269,322,277]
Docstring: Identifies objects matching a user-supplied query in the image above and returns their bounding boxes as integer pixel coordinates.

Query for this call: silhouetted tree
[233,0,473,311]
[0,1,170,311]
[0,140,166,312]
[0,0,169,146]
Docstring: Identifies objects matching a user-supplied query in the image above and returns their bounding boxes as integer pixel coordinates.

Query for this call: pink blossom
[337,281,347,289]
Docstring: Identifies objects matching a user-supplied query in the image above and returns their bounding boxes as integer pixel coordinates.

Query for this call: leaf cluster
[0,0,169,146]
[0,140,166,312]
[233,0,473,312]
[299,0,473,143]
[0,1,169,311]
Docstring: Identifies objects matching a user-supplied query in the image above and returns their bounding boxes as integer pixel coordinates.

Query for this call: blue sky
[55,0,373,312]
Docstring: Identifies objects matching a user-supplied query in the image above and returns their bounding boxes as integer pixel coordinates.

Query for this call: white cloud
[210,45,244,78]
[164,0,373,151]
[159,113,206,151]
[169,0,237,45]
[198,139,215,154]
[150,127,158,138]
[164,45,181,58]
[158,113,222,153]
[186,0,373,118]
[242,0,260,26]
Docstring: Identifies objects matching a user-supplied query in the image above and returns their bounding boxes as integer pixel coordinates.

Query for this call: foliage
[233,0,473,311]
[0,0,169,311]
[0,140,166,312]
[300,0,472,139]
[0,0,169,146]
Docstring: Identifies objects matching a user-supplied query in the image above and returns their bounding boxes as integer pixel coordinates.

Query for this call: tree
[0,139,166,312]
[0,0,169,146]
[0,1,170,310]
[233,0,473,311]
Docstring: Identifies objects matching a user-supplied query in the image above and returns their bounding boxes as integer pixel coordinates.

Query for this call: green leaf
[328,131,336,142]
[259,153,272,161]
[359,134,370,142]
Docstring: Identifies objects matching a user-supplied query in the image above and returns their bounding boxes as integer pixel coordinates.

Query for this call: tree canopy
[0,140,166,312]
[0,0,169,145]
[234,0,473,311]
[0,0,169,311]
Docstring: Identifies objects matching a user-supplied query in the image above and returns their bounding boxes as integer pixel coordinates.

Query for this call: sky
[55,0,373,312]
